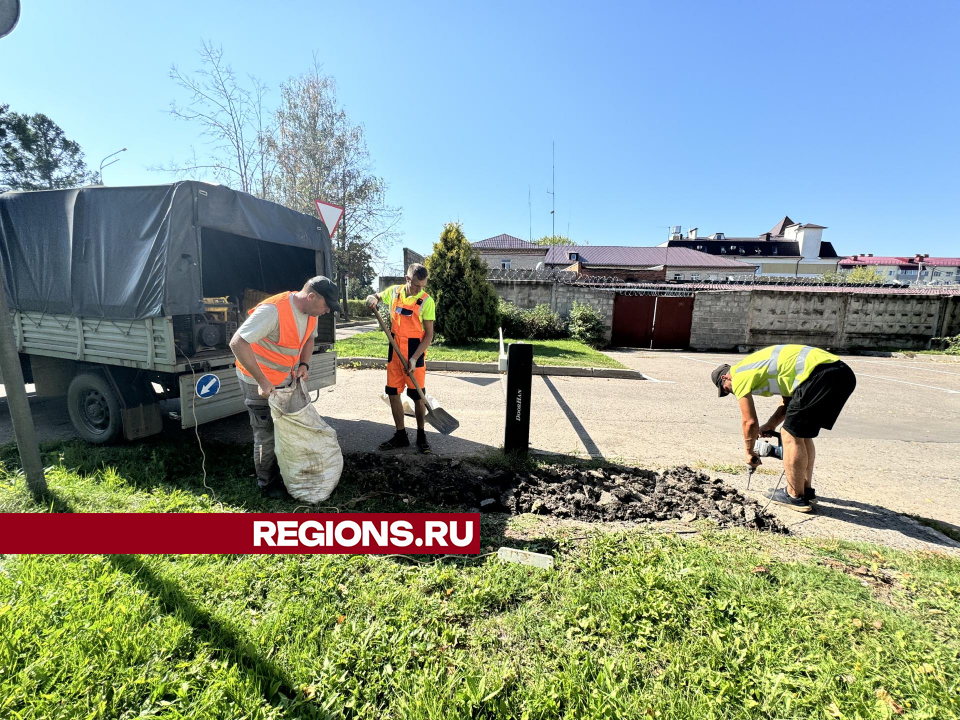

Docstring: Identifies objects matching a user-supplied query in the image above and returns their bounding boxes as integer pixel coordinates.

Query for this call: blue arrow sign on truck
[195,373,221,398]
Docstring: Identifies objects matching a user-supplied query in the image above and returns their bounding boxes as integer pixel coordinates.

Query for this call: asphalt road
[2,350,958,551]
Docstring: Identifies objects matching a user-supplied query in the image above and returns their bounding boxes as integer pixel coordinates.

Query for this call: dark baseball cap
[711,363,732,397]
[308,276,342,315]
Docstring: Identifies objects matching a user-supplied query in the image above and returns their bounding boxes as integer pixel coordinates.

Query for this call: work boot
[260,482,292,501]
[763,487,812,513]
[416,430,431,454]
[379,430,410,451]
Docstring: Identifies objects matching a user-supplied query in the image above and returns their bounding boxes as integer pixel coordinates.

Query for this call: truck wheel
[67,373,122,444]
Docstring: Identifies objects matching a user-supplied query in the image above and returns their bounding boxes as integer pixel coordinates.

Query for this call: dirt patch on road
[340,454,787,533]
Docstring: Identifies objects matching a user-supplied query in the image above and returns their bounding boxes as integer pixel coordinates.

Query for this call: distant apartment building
[664,216,843,277]
[840,254,960,285]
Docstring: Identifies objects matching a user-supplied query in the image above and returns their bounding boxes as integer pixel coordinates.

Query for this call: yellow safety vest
[730,344,839,398]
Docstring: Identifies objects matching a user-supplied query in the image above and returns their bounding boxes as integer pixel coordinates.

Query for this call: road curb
[336,319,376,329]
[335,357,646,380]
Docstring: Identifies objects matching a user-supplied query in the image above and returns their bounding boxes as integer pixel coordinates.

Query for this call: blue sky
[3,1,958,271]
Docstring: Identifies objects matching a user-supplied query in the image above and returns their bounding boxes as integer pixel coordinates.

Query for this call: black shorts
[783,360,857,439]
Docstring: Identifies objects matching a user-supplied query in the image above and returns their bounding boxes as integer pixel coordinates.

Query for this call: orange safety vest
[390,286,430,340]
[236,291,317,385]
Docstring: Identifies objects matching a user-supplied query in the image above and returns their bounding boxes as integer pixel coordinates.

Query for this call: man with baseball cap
[712,344,856,512]
[230,276,341,498]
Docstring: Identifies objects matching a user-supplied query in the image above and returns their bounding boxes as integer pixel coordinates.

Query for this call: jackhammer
[746,430,781,490]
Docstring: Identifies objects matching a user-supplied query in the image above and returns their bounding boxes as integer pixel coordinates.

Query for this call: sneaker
[769,486,817,503]
[260,482,292,500]
[378,430,410,451]
[416,431,431,454]
[763,487,812,513]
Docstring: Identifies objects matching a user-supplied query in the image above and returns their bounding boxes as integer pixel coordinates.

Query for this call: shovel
[374,309,460,435]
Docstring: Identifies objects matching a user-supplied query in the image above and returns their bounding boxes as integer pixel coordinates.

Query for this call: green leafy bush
[346,299,374,319]
[526,304,567,339]
[497,300,568,340]
[498,299,528,338]
[569,301,607,348]
[930,335,960,355]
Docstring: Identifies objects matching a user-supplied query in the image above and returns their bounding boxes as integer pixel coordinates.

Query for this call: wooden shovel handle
[374,309,430,407]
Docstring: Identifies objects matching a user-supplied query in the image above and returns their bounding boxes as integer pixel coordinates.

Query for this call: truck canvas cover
[0,181,333,319]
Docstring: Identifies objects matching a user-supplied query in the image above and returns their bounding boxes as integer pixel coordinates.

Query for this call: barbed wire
[484,268,960,296]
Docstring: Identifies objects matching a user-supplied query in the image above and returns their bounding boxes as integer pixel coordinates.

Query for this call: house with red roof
[840,254,960,285]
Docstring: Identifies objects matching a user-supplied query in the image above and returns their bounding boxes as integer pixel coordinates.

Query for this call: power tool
[747,431,782,489]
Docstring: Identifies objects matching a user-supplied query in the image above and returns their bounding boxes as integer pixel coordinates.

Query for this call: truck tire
[67,372,122,444]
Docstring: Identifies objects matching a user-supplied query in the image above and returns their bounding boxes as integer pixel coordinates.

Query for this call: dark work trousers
[242,382,281,488]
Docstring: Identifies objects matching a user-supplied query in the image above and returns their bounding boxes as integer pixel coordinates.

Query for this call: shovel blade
[426,406,459,435]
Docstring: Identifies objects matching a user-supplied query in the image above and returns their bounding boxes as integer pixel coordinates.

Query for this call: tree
[532,234,575,246]
[425,223,499,343]
[819,265,887,284]
[156,41,274,196]
[267,61,400,314]
[0,105,96,190]
[339,236,376,298]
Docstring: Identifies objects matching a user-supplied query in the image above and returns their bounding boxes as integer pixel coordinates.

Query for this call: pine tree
[425,223,499,343]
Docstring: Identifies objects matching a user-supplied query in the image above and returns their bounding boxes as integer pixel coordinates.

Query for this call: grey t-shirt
[236,295,316,386]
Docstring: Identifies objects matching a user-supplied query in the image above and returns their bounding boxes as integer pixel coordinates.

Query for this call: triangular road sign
[315,199,344,239]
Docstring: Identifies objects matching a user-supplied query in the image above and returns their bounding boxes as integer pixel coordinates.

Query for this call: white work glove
[365,294,380,309]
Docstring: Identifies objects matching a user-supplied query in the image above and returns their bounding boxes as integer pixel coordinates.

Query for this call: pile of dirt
[341,454,787,533]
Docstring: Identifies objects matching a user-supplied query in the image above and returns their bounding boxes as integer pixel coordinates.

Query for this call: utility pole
[528,185,532,242]
[0,260,46,498]
[547,141,555,239]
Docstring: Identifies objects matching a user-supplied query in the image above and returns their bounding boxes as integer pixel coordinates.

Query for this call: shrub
[931,335,960,355]
[498,299,528,338]
[497,300,569,340]
[346,299,374,319]
[526,304,567,339]
[569,301,607,348]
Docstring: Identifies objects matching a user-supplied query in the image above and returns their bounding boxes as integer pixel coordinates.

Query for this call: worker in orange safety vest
[231,276,341,498]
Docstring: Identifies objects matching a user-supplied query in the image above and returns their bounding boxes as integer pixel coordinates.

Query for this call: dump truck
[0,181,337,443]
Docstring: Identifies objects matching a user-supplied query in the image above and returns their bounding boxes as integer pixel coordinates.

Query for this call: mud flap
[101,366,163,441]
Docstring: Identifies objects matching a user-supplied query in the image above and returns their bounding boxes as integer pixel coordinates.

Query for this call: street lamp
[98,148,127,183]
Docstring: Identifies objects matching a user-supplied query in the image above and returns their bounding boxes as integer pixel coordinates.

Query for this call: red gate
[611,295,655,347]
[652,296,695,349]
[611,294,694,349]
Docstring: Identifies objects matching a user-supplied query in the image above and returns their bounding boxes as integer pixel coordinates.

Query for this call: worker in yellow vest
[366,263,436,453]
[230,276,341,498]
[711,344,856,512]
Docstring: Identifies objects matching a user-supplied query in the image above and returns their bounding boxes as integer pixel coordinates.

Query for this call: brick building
[472,234,548,270]
[542,245,757,281]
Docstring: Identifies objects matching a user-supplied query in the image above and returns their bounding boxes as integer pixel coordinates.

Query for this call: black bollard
[504,342,533,454]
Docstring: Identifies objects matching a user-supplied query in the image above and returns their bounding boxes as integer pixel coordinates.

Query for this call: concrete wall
[490,277,615,341]
[378,276,404,291]
[688,292,751,349]
[690,290,960,350]
[942,295,960,337]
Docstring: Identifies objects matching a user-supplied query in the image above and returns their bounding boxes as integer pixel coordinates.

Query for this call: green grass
[2,442,960,719]
[335,331,626,369]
